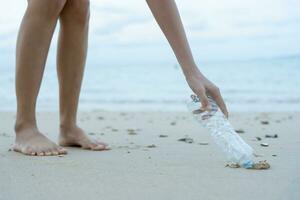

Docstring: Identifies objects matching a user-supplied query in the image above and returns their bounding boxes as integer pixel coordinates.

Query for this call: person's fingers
[210,87,229,118]
[196,88,210,111]
[216,96,228,118]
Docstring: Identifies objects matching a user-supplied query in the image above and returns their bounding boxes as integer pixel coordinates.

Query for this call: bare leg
[146,0,196,74]
[57,0,108,151]
[14,0,67,156]
[146,0,228,117]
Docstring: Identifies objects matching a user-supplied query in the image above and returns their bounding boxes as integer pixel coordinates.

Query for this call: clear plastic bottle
[187,94,254,168]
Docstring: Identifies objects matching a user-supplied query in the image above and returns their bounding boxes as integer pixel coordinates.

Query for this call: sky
[0,0,300,66]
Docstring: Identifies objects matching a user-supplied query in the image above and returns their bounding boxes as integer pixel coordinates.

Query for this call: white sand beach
[1,111,299,200]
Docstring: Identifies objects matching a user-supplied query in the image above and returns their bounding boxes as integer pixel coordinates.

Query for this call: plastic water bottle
[187,94,254,168]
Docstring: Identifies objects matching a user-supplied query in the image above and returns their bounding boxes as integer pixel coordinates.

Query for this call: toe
[104,146,111,150]
[96,141,110,150]
[58,148,68,154]
[45,151,52,156]
[87,139,110,151]
[51,150,59,156]
[91,143,107,151]
[37,151,45,156]
[87,143,98,150]
[13,144,21,153]
[19,146,33,156]
[24,147,34,156]
[87,142,98,150]
[29,148,39,156]
[95,140,108,147]
[58,147,67,154]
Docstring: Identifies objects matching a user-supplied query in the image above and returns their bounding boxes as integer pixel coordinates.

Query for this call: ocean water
[0,56,299,112]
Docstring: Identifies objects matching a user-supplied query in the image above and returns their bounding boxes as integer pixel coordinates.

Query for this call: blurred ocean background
[0,0,300,112]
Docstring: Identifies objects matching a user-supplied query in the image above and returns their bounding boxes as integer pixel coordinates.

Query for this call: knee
[52,0,67,12]
[27,0,67,19]
[69,0,90,24]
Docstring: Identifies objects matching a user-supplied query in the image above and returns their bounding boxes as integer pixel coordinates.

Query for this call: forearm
[146,0,199,77]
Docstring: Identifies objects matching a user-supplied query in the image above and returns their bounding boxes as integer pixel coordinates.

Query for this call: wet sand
[1,111,299,200]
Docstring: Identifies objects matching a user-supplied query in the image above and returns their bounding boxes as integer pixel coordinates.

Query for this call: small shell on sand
[225,163,240,168]
[260,143,269,147]
[248,160,270,170]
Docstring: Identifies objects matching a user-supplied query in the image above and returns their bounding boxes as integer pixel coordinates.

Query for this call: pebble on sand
[256,137,262,141]
[265,134,278,138]
[159,134,168,138]
[261,120,269,125]
[235,129,245,134]
[0,132,10,137]
[170,121,176,126]
[198,142,209,145]
[127,129,137,135]
[178,137,194,144]
[146,144,157,148]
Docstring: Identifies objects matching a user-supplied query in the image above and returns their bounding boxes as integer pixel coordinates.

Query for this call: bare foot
[14,125,67,156]
[59,125,109,151]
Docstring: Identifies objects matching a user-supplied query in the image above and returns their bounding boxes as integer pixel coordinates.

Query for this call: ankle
[60,114,77,129]
[14,120,37,133]
[60,123,78,133]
